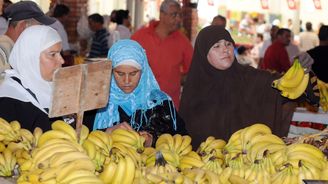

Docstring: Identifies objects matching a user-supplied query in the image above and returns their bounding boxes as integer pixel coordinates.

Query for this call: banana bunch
[227,153,247,179]
[145,151,177,176]
[99,153,136,184]
[223,129,243,164]
[321,162,328,180]
[111,128,145,153]
[218,167,233,184]
[317,79,328,112]
[298,160,322,182]
[286,143,326,172]
[247,140,286,164]
[146,149,180,168]
[179,151,204,170]
[272,59,309,99]
[202,156,223,175]
[197,136,226,159]
[0,118,21,143]
[37,121,79,147]
[0,148,16,176]
[183,168,220,184]
[140,147,156,166]
[87,130,113,156]
[244,159,271,183]
[112,142,142,168]
[240,123,272,152]
[155,133,192,158]
[271,163,298,184]
[15,149,31,166]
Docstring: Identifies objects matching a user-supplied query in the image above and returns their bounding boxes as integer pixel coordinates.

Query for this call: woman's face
[39,42,64,81]
[207,39,235,70]
[113,65,141,94]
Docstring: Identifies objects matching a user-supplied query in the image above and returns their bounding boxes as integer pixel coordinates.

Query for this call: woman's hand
[105,121,133,134]
[139,131,153,147]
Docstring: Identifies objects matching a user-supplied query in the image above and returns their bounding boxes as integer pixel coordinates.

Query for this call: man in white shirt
[299,22,319,52]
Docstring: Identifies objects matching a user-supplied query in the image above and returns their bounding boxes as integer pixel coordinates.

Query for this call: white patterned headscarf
[0,25,61,113]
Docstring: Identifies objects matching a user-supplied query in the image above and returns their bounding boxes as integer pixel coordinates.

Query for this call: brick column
[182,0,198,42]
[51,0,88,44]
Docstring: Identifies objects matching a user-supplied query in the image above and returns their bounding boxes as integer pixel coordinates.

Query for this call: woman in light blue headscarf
[93,39,187,146]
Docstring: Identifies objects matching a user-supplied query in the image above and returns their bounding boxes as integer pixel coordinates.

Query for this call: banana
[48,150,89,168]
[198,136,215,153]
[54,158,96,182]
[0,142,5,152]
[241,123,272,150]
[275,60,305,88]
[219,167,232,184]
[78,124,89,144]
[37,130,75,147]
[177,135,192,156]
[179,151,204,170]
[57,170,98,184]
[32,127,43,148]
[40,138,84,152]
[111,128,144,153]
[247,133,284,149]
[89,130,112,149]
[286,143,326,161]
[87,132,111,156]
[249,142,286,162]
[155,133,174,150]
[229,174,249,184]
[82,139,97,160]
[99,160,117,184]
[2,148,15,176]
[173,134,183,154]
[51,120,77,142]
[9,120,21,132]
[121,155,136,184]
[111,155,127,184]
[160,149,180,168]
[7,142,26,152]
[280,73,309,99]
[205,170,220,184]
[145,173,164,183]
[112,142,141,167]
[0,118,19,142]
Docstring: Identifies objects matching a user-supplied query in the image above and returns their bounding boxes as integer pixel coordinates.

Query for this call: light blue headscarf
[93,39,176,130]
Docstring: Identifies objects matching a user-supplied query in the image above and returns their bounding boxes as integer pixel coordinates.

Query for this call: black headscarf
[179,26,289,148]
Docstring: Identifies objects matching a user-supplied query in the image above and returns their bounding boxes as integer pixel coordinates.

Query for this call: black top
[0,97,52,131]
[87,100,187,146]
[307,45,328,83]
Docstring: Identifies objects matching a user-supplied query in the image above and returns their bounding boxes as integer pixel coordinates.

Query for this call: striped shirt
[89,28,109,58]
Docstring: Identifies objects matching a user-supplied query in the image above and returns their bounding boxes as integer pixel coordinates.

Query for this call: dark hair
[237,46,247,55]
[305,22,312,31]
[53,4,70,18]
[88,13,104,24]
[318,25,328,41]
[115,9,129,25]
[257,33,263,40]
[276,28,291,36]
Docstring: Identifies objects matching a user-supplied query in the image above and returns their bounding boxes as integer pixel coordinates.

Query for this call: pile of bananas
[0,117,327,184]
[317,79,328,112]
[272,59,309,99]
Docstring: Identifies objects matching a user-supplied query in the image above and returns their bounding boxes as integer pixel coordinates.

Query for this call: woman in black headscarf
[179,26,318,148]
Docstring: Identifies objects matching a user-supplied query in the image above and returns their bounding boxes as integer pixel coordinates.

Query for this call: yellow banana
[55,158,96,182]
[40,138,84,152]
[276,60,304,88]
[280,73,309,99]
[82,139,97,160]
[99,160,117,184]
[173,134,183,154]
[160,149,180,167]
[177,135,192,156]
[155,133,174,150]
[87,132,111,156]
[51,120,77,142]
[57,170,98,184]
[78,124,89,144]
[179,151,204,170]
[48,150,89,168]
[37,130,75,147]
[32,127,43,148]
[229,174,249,184]
[219,167,232,183]
[111,155,127,184]
[121,155,136,184]
[9,120,21,132]
[286,143,325,161]
[241,123,272,150]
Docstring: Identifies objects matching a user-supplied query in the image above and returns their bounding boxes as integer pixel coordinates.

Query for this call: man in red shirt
[131,0,193,109]
[262,28,292,73]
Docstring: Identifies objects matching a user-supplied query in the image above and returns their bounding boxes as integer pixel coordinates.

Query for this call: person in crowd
[93,39,187,146]
[0,1,55,73]
[50,4,71,56]
[236,45,257,68]
[0,0,7,35]
[258,25,279,67]
[108,9,131,48]
[286,32,300,63]
[0,25,64,131]
[261,28,292,73]
[307,25,328,83]
[211,14,226,27]
[87,13,109,58]
[299,22,319,52]
[250,33,263,66]
[131,0,193,109]
[179,25,319,147]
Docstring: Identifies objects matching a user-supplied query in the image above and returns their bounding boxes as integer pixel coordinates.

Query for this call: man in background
[211,14,226,27]
[0,1,55,73]
[131,0,193,109]
[87,13,109,58]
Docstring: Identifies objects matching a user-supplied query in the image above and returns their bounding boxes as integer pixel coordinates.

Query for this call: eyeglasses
[164,11,182,19]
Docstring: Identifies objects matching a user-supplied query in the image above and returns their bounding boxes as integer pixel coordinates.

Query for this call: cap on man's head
[4,1,55,25]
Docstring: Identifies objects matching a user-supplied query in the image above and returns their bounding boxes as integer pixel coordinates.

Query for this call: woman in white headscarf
[0,25,64,131]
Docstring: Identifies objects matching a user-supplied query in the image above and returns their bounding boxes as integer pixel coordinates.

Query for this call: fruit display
[317,79,328,112]
[0,117,327,184]
[272,59,309,100]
